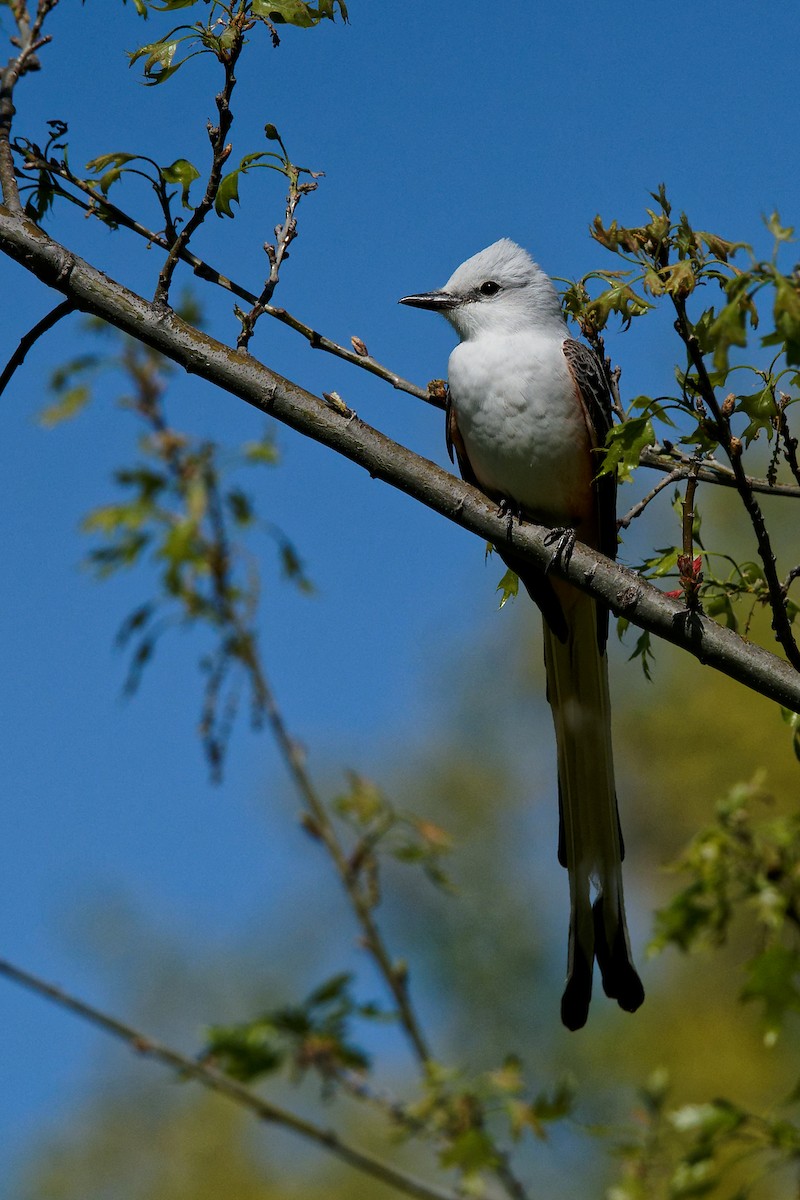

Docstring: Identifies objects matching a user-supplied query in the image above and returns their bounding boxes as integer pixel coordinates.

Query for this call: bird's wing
[562,338,617,651]
[445,387,480,486]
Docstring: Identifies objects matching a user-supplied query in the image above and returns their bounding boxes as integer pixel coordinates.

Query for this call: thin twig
[236,138,316,351]
[0,957,459,1200]
[639,444,800,499]
[777,397,800,490]
[262,301,432,402]
[681,464,698,561]
[0,1,58,210]
[672,296,800,668]
[15,150,431,402]
[253,668,432,1065]
[617,467,684,529]
[339,1074,530,1200]
[0,297,74,397]
[782,565,800,598]
[154,15,247,304]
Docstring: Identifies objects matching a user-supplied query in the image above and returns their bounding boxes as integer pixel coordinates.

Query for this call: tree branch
[617,466,685,529]
[0,956,461,1200]
[672,297,800,668]
[154,18,245,305]
[639,444,800,500]
[1,1,59,211]
[0,296,73,397]
[13,149,432,402]
[252,667,433,1065]
[1,204,799,711]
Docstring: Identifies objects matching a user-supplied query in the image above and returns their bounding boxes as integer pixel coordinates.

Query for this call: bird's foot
[497,497,524,539]
[544,526,576,575]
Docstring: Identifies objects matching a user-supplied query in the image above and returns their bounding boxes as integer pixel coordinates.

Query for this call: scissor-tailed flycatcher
[400,239,644,1029]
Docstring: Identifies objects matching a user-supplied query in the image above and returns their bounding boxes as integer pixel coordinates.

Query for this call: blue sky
[3,0,800,1185]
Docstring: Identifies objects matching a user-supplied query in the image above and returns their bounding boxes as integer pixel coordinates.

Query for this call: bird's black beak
[399,290,459,311]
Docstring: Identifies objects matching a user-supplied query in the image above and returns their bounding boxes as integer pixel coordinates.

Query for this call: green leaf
[147,0,201,9]
[226,488,254,526]
[661,258,696,297]
[765,210,795,243]
[253,0,317,26]
[598,416,655,483]
[781,707,800,763]
[214,152,284,218]
[697,230,747,263]
[128,33,191,85]
[740,945,800,1039]
[160,157,200,208]
[704,592,738,631]
[86,151,139,194]
[243,438,279,464]
[39,384,91,427]
[439,1128,498,1174]
[705,301,748,372]
[627,629,656,681]
[306,972,352,1008]
[736,386,777,445]
[585,282,652,331]
[215,169,241,218]
[773,275,800,366]
[496,568,519,608]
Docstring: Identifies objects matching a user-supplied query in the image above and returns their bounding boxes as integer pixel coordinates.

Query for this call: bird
[400,239,644,1029]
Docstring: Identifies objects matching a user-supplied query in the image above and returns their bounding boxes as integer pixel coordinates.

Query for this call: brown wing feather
[562,339,617,563]
[562,339,617,652]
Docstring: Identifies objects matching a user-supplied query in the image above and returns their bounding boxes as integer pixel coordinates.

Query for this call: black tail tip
[560,899,645,1029]
[593,896,645,1014]
[560,941,593,1030]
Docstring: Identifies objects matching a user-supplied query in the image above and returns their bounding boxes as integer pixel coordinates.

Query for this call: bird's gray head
[400,238,565,340]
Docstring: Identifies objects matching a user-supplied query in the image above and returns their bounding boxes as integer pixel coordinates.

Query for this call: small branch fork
[235,132,320,352]
[672,296,800,669]
[154,13,249,305]
[0,0,58,211]
[0,957,460,1200]
[13,147,432,402]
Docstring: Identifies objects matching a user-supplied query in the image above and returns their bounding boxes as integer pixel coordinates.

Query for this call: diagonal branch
[1,204,799,711]
[15,154,430,401]
[249,665,433,1064]
[0,956,461,1200]
[672,296,800,669]
[0,296,74,397]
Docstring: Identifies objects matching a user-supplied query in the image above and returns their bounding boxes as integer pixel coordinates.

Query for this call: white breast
[448,331,591,524]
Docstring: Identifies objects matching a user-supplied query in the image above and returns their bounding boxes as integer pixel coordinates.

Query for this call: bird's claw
[497,497,523,538]
[544,526,576,574]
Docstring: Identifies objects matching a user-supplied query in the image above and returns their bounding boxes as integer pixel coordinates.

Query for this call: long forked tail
[542,588,644,1030]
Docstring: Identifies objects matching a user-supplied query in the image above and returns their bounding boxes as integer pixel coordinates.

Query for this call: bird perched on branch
[400,239,644,1029]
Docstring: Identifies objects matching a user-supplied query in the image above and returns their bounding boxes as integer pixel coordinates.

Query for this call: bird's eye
[479,280,501,297]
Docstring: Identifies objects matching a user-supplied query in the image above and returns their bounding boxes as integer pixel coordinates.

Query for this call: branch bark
[1,203,799,712]
[0,957,461,1200]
